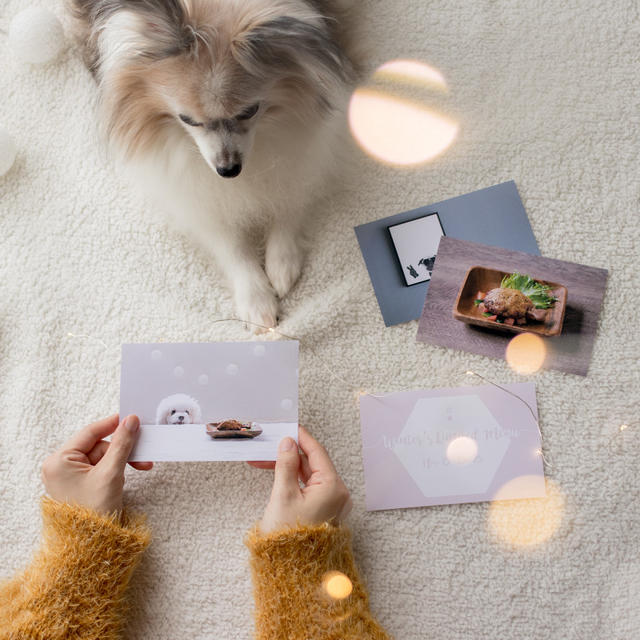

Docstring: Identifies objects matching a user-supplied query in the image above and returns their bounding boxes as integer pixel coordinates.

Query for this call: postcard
[359,382,545,511]
[354,181,540,326]
[120,341,298,461]
[416,237,608,376]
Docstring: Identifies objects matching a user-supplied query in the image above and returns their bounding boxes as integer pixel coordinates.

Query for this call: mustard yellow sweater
[0,499,390,639]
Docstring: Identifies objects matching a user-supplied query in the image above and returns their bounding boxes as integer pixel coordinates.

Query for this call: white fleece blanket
[1,1,639,638]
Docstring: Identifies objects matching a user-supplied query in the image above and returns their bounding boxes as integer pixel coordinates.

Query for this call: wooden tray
[453,266,567,336]
[206,422,263,439]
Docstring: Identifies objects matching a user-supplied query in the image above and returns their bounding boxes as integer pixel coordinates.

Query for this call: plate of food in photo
[206,420,263,439]
[453,267,567,336]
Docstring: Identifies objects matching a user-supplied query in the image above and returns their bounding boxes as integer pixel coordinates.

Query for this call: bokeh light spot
[173,366,184,378]
[151,349,162,361]
[505,333,547,374]
[281,398,293,411]
[348,88,458,166]
[488,477,564,548]
[226,363,239,376]
[323,571,353,600]
[198,374,209,386]
[446,436,478,465]
[254,344,266,357]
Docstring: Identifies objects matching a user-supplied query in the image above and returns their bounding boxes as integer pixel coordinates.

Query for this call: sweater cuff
[40,496,151,562]
[246,523,390,640]
[0,498,151,640]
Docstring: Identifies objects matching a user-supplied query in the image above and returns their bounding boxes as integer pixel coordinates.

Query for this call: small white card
[388,213,445,286]
[120,342,298,462]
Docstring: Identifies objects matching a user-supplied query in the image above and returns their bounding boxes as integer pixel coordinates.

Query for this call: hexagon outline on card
[391,395,511,497]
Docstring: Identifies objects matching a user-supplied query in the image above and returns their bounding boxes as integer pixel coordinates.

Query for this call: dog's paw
[265,233,304,299]
[235,285,279,333]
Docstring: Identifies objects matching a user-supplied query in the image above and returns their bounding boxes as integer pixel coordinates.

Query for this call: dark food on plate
[206,420,263,439]
[474,272,557,327]
[211,419,250,431]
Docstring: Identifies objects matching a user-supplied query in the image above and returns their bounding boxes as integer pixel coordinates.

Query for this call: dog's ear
[93,0,197,66]
[234,16,352,106]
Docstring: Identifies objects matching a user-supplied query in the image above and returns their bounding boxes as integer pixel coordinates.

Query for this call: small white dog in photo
[69,0,361,330]
[155,393,203,425]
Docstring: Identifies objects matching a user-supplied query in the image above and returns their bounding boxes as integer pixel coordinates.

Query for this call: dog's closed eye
[237,103,259,120]
[179,114,203,127]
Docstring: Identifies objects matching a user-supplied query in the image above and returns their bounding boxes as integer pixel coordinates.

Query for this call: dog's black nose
[216,164,242,178]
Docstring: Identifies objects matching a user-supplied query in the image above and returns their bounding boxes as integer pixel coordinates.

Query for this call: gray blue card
[354,181,540,326]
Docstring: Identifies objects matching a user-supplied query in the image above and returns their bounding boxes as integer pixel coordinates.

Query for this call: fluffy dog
[155,393,202,424]
[69,0,359,329]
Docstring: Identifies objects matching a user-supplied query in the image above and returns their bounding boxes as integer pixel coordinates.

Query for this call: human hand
[42,414,152,516]
[249,426,352,533]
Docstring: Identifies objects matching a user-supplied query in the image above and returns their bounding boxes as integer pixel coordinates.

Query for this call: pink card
[359,382,545,511]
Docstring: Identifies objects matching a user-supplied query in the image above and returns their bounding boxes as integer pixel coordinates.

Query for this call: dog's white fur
[155,393,202,424]
[69,0,358,329]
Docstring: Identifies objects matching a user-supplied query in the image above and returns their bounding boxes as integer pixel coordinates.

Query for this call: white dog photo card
[388,213,445,286]
[120,341,298,462]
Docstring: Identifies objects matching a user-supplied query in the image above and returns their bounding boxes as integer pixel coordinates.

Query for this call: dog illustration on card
[418,256,436,276]
[155,394,202,425]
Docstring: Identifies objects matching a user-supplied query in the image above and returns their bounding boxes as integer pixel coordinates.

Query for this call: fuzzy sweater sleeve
[0,497,151,640]
[246,523,391,640]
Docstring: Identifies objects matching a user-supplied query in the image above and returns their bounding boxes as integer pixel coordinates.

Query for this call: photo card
[120,341,298,462]
[416,237,608,376]
[388,212,444,286]
[359,382,545,511]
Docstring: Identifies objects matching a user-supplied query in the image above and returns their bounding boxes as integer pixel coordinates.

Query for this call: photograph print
[388,212,445,286]
[120,341,299,462]
[416,237,608,376]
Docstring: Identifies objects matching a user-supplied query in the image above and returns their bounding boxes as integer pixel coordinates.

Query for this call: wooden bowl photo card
[416,238,608,376]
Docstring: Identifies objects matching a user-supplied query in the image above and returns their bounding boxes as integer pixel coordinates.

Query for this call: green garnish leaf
[483,312,492,317]
[500,272,557,309]
[474,299,483,306]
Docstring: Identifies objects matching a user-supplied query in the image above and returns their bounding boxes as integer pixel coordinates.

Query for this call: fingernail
[125,415,139,433]
[279,437,295,452]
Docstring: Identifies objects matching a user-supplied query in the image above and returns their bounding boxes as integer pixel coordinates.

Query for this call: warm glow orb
[446,436,478,465]
[348,59,458,167]
[488,477,564,548]
[505,333,547,375]
[323,571,353,600]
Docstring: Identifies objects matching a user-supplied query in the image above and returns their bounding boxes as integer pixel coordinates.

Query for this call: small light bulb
[466,370,474,376]
[620,424,628,431]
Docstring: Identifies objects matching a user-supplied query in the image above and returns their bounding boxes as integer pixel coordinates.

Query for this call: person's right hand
[249,426,352,533]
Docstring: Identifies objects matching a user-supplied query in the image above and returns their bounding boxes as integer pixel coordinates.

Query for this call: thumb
[272,437,301,497]
[100,415,140,474]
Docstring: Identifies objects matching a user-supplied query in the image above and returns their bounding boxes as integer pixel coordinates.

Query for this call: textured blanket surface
[1,1,638,638]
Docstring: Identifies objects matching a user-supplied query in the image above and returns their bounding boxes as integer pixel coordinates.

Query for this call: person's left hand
[41,414,152,516]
